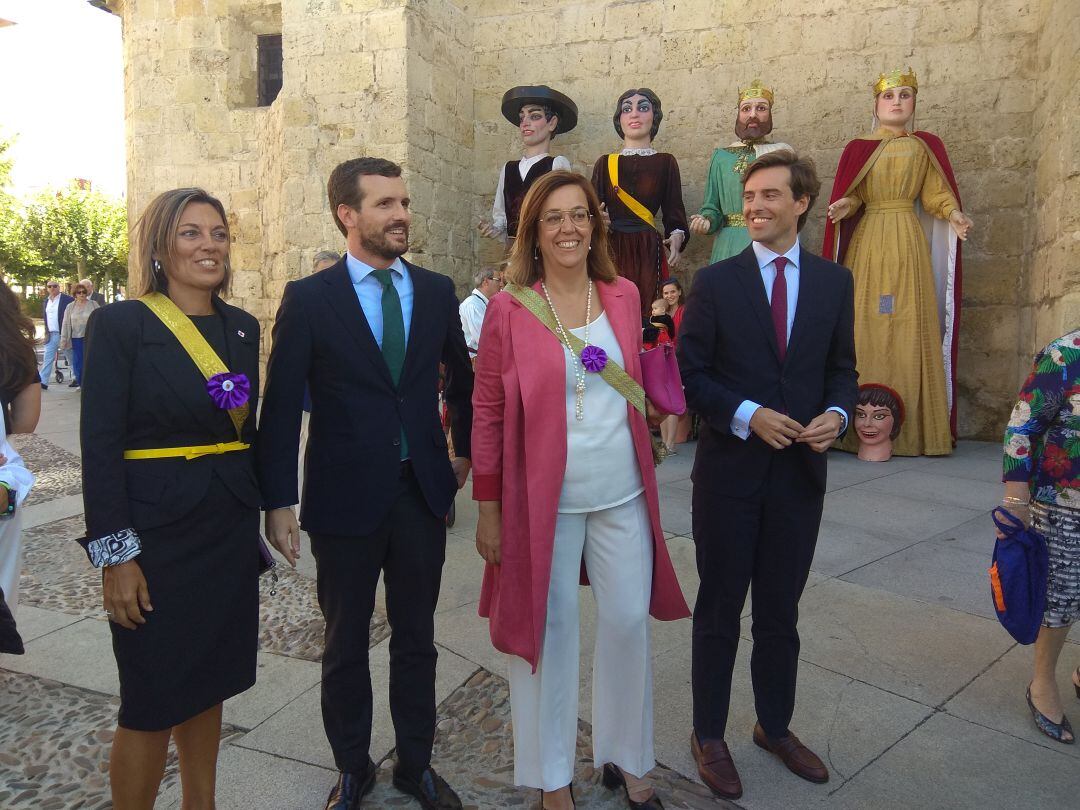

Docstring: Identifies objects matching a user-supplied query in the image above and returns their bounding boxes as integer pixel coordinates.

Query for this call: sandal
[1026,684,1075,744]
[601,764,664,809]
[540,784,576,809]
[1073,666,1080,700]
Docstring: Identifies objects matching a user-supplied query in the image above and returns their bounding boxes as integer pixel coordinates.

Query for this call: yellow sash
[607,153,656,228]
[138,292,249,442]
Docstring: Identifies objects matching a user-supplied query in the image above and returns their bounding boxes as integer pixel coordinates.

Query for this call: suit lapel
[141,304,237,437]
[400,260,431,384]
[321,261,394,387]
[733,246,781,363]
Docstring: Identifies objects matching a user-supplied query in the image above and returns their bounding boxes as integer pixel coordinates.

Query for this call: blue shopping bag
[989,507,1049,645]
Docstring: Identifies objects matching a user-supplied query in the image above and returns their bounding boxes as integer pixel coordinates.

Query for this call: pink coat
[472,275,690,670]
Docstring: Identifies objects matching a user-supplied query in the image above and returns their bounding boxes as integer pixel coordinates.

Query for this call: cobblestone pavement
[2,434,716,807]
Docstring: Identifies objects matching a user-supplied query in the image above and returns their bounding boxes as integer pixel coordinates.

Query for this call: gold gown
[839,130,958,456]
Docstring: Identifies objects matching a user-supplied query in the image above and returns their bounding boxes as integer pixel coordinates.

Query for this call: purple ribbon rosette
[580,344,608,373]
[206,372,250,410]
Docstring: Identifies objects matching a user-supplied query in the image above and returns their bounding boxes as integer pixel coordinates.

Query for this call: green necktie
[372,268,408,458]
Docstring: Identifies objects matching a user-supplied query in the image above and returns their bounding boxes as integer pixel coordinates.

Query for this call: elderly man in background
[79,278,107,306]
[457,265,503,365]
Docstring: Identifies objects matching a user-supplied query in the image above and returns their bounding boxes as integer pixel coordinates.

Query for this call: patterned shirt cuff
[79,528,142,568]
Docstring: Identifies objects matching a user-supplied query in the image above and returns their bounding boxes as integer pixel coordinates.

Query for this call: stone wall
[468,0,1046,440]
[1020,0,1080,376]
[106,0,1076,439]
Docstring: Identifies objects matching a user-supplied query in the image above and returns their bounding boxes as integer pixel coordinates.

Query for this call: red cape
[821,131,964,440]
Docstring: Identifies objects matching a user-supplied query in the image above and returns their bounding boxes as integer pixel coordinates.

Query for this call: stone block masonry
[103,0,1079,440]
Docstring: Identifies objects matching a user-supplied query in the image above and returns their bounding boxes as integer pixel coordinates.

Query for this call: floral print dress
[1003,329,1080,508]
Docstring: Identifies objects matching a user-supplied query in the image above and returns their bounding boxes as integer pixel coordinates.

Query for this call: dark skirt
[111,472,260,731]
[610,228,669,318]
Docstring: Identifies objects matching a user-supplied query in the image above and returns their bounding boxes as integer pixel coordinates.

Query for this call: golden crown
[738,79,774,106]
[873,67,918,96]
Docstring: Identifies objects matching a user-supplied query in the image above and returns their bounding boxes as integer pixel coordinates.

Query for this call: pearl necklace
[542,280,591,421]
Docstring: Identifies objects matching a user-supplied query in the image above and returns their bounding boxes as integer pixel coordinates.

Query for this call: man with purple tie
[677,149,857,800]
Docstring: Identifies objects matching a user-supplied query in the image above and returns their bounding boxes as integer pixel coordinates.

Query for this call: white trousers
[0,513,25,613]
[509,493,655,790]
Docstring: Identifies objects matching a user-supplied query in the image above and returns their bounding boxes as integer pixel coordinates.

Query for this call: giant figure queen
[823,68,973,456]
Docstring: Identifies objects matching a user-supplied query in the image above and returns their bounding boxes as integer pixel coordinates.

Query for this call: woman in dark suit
[79,188,262,809]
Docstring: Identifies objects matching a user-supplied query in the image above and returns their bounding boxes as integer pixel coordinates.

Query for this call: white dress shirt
[491,153,572,239]
[730,239,847,439]
[45,295,60,332]
[458,288,489,355]
[345,252,413,348]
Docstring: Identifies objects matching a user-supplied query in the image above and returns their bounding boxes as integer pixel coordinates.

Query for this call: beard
[735,117,773,142]
[360,222,409,260]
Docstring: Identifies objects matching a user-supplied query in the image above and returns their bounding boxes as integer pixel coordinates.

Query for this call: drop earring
[533,245,539,261]
[152,259,162,272]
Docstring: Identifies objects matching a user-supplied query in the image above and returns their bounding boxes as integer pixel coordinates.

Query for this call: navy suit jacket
[256,258,474,536]
[678,244,858,495]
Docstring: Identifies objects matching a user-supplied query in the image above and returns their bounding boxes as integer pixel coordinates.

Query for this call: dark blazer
[256,258,473,537]
[678,244,858,495]
[43,293,74,332]
[80,298,262,542]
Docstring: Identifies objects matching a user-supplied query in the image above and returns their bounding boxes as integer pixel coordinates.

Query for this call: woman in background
[59,281,100,389]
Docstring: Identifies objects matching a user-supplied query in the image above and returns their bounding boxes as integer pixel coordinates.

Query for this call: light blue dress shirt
[730,239,848,440]
[345,251,413,348]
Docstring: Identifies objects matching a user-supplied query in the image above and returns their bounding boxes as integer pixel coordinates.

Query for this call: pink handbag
[638,343,686,416]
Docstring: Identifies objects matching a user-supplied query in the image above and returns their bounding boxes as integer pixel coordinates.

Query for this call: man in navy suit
[257,158,472,810]
[678,150,857,800]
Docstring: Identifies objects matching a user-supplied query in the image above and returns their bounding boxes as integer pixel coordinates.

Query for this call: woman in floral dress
[1000,328,1080,743]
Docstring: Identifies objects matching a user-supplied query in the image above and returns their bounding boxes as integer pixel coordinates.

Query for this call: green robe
[699,140,792,263]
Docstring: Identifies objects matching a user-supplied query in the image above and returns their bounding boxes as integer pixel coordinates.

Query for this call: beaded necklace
[541,280,592,421]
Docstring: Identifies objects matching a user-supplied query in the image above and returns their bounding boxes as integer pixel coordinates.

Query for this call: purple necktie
[771,256,788,361]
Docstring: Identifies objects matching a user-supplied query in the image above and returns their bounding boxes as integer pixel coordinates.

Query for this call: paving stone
[854,469,1001,510]
[0,669,240,809]
[790,579,1015,706]
[4,604,81,644]
[1,617,119,696]
[841,538,997,619]
[944,641,1080,759]
[7,434,82,505]
[810,519,918,578]
[223,651,322,731]
[823,488,983,541]
[828,712,1079,808]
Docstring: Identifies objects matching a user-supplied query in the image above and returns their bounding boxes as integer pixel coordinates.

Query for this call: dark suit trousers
[691,447,824,740]
[309,464,446,777]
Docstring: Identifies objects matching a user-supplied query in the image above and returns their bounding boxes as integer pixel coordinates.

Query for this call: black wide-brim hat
[501,85,578,134]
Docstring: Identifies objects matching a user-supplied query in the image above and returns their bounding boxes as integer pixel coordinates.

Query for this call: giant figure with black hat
[478,85,578,244]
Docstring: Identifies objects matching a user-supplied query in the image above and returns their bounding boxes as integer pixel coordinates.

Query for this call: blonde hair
[504,171,618,288]
[130,188,232,298]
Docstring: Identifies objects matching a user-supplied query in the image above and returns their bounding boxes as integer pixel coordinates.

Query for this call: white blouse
[558,311,645,513]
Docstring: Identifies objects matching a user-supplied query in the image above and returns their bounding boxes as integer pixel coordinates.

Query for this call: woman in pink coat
[472,171,689,810]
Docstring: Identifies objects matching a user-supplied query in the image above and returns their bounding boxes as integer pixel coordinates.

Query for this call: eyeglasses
[539,208,592,229]
[74,290,87,296]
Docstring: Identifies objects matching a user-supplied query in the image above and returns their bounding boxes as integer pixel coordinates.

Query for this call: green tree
[21,182,128,289]
[0,136,47,282]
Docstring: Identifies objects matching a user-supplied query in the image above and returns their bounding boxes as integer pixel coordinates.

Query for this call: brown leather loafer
[690,730,743,799]
[752,723,829,784]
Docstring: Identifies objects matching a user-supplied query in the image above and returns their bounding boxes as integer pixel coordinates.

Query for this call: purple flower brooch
[580,345,608,373]
[206,372,250,410]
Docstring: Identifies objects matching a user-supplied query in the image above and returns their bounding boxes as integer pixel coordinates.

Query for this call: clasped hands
[750,407,842,453]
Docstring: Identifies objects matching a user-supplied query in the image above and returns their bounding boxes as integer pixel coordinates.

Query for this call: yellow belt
[864,200,914,212]
[725,213,746,227]
[123,441,250,461]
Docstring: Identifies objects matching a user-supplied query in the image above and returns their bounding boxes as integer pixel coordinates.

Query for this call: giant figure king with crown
[823,68,973,457]
[690,80,792,263]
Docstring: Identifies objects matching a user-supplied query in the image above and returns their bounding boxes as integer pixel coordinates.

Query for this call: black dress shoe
[325,760,378,810]
[392,766,463,810]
